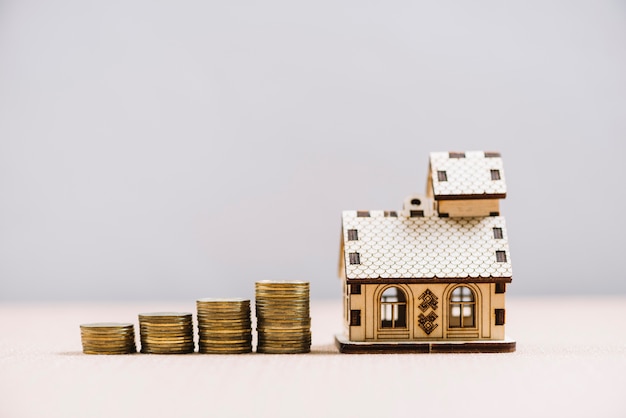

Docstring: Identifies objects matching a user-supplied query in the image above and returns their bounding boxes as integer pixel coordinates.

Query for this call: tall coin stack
[80,323,136,355]
[138,312,194,354]
[255,281,311,354]
[196,298,252,354]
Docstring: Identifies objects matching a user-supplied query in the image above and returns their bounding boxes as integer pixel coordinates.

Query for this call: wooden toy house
[336,151,515,353]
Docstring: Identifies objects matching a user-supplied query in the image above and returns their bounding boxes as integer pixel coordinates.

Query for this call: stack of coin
[79,322,136,355]
[255,281,311,354]
[196,298,252,354]
[138,312,194,354]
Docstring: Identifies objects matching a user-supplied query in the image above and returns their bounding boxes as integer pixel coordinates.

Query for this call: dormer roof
[429,151,506,200]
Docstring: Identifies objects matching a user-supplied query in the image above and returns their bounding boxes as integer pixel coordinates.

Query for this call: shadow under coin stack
[79,323,136,354]
[255,281,311,354]
[138,312,194,354]
[196,298,252,354]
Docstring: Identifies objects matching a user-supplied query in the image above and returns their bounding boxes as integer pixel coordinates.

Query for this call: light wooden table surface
[1,297,625,418]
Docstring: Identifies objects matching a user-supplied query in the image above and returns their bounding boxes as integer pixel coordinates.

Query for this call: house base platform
[335,334,516,354]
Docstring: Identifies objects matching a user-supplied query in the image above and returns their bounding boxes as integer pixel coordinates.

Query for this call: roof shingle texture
[342,210,512,280]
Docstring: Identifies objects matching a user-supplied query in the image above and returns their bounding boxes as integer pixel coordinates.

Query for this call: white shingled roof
[342,210,512,280]
[430,151,507,199]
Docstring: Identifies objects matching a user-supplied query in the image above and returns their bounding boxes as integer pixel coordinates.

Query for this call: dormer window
[347,229,358,241]
[491,169,501,180]
[437,171,448,182]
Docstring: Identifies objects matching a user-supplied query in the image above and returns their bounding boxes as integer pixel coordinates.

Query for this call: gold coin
[141,346,194,352]
[197,297,249,303]
[138,312,192,324]
[139,328,192,333]
[256,280,308,284]
[80,322,134,329]
[82,348,137,354]
[256,347,310,354]
[199,347,252,352]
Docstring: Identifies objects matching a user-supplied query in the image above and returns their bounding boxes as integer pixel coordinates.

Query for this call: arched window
[449,286,475,328]
[380,287,407,328]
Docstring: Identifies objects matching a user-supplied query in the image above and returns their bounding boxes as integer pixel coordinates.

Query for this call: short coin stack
[138,312,194,354]
[79,323,136,355]
[196,298,252,354]
[255,281,311,354]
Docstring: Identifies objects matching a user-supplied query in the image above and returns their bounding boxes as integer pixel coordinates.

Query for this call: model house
[336,151,515,353]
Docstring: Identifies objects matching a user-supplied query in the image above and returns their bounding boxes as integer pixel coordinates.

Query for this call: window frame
[349,252,361,265]
[379,286,408,329]
[350,284,361,295]
[495,283,506,294]
[495,309,505,326]
[448,286,477,329]
[350,310,361,326]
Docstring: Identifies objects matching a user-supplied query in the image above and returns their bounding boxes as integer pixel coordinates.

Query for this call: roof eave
[344,276,513,284]
[434,193,507,201]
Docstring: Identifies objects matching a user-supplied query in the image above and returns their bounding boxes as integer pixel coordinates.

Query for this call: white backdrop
[1,1,625,300]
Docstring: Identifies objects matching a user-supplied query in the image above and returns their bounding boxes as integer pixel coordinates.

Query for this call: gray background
[1,1,625,301]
